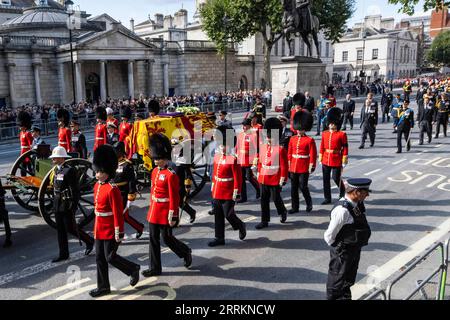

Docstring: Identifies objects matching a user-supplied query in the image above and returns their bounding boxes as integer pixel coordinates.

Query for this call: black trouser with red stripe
[322,165,345,202]
[121,195,144,234]
[240,167,260,201]
[212,199,245,240]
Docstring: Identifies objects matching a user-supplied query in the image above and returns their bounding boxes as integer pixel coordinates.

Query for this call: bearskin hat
[293,110,314,132]
[293,92,306,106]
[148,100,160,115]
[113,141,126,157]
[263,117,282,139]
[214,125,236,147]
[93,145,118,177]
[326,107,343,128]
[17,111,32,130]
[96,106,107,121]
[149,133,172,160]
[242,118,252,126]
[121,106,132,120]
[57,108,70,127]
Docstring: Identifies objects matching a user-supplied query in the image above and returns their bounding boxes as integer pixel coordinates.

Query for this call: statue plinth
[271,56,326,109]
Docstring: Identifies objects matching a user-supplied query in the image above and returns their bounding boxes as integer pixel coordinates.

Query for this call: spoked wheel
[38,159,96,229]
[179,139,209,199]
[8,149,40,213]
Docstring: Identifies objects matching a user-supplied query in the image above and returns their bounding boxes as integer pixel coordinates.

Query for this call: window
[326,42,330,58]
[342,51,348,62]
[357,49,363,61]
[1,0,11,5]
[372,49,378,60]
[274,42,279,56]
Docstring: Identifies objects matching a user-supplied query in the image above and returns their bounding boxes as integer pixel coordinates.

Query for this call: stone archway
[239,75,248,91]
[85,72,100,103]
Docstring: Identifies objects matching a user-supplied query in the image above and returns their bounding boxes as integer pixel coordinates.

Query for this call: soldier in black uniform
[113,142,145,239]
[434,92,449,138]
[324,178,372,300]
[106,123,119,145]
[342,94,355,130]
[396,101,415,153]
[381,88,393,123]
[70,120,88,159]
[359,93,378,149]
[418,95,434,145]
[0,178,12,248]
[49,146,94,262]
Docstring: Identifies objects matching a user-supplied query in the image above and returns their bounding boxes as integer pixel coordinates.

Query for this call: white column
[6,62,17,108]
[147,59,154,97]
[57,62,66,104]
[75,61,83,103]
[100,60,107,102]
[32,61,42,106]
[163,62,169,96]
[128,60,135,99]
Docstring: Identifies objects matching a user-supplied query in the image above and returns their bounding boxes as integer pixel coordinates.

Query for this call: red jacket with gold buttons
[147,166,180,225]
[257,144,288,186]
[211,153,242,200]
[319,130,348,168]
[20,130,33,155]
[93,181,124,240]
[107,117,119,134]
[58,127,72,152]
[94,122,107,151]
[119,121,132,143]
[290,106,303,129]
[236,131,258,167]
[288,134,317,173]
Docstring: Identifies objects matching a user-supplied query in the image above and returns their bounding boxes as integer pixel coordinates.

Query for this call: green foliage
[388,0,450,15]
[427,30,450,67]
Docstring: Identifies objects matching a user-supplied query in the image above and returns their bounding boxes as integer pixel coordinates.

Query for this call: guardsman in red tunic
[17,111,33,157]
[250,112,263,131]
[320,107,348,204]
[254,118,289,229]
[235,118,260,203]
[93,106,107,152]
[209,125,246,247]
[106,107,119,134]
[119,106,133,143]
[57,109,72,152]
[142,133,192,278]
[147,99,160,118]
[89,145,140,298]
[290,92,305,129]
[288,110,317,214]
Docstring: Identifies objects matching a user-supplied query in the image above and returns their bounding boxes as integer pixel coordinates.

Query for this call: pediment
[76,29,154,49]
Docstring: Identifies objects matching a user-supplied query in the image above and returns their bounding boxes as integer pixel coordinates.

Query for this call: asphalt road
[1,93,449,301]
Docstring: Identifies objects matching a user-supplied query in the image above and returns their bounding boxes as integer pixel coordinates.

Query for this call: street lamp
[65,0,76,105]
[223,15,231,94]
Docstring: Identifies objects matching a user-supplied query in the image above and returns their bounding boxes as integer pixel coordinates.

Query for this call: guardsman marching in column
[359,93,378,149]
[209,125,246,247]
[324,178,372,300]
[434,92,449,138]
[113,141,145,239]
[142,134,192,277]
[148,100,160,118]
[119,106,133,143]
[89,145,140,298]
[320,107,348,204]
[70,120,87,159]
[49,146,94,263]
[106,107,119,134]
[17,111,33,176]
[94,107,108,152]
[236,118,260,203]
[57,109,72,152]
[418,94,434,145]
[396,100,414,153]
[254,118,289,230]
[288,110,317,214]
[290,92,305,129]
[0,178,12,248]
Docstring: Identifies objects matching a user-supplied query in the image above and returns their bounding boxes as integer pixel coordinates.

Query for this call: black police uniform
[434,99,449,138]
[0,179,12,248]
[418,100,434,145]
[359,101,378,148]
[326,197,371,300]
[52,164,94,261]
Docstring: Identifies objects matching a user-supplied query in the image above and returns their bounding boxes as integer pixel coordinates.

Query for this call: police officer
[113,142,144,239]
[89,145,140,298]
[142,134,192,277]
[288,110,316,214]
[434,92,449,138]
[0,179,12,248]
[381,88,393,123]
[403,80,412,101]
[359,93,378,149]
[254,118,288,229]
[209,125,246,247]
[70,120,87,159]
[57,109,72,152]
[396,101,414,153]
[324,178,372,300]
[418,95,434,145]
[342,94,355,130]
[49,146,94,263]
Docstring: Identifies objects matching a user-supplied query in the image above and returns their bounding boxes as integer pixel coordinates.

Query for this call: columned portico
[57,62,66,104]
[75,61,83,103]
[32,54,42,106]
[146,59,154,97]
[128,60,134,98]
[99,60,107,101]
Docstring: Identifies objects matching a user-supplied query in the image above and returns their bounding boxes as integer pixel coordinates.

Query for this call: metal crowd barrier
[364,288,387,300]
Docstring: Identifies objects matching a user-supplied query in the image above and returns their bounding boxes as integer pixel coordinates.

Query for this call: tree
[387,0,450,15]
[427,30,450,67]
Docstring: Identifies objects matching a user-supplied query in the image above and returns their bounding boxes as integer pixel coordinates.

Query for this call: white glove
[115,227,121,243]
[168,210,174,223]
[232,189,238,201]
[279,177,286,188]
[211,182,214,192]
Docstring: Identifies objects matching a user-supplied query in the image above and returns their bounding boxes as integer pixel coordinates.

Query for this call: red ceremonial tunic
[236,131,258,167]
[58,127,72,152]
[319,130,348,168]
[119,121,132,143]
[94,122,107,151]
[93,181,124,240]
[257,144,288,186]
[147,166,179,226]
[211,153,242,200]
[288,134,317,174]
[20,130,33,155]
[107,118,119,134]
[252,123,263,131]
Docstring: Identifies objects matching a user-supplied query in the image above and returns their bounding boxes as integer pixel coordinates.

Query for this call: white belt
[215,177,233,182]
[152,196,169,203]
[59,142,68,145]
[95,211,113,217]
[292,155,309,159]
[21,146,31,149]
[96,137,104,140]
[262,165,279,169]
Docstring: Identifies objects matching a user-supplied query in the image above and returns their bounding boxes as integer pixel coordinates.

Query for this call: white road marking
[242,216,256,223]
[138,248,170,262]
[26,277,91,300]
[365,169,382,176]
[392,159,406,165]
[97,276,158,300]
[119,284,176,301]
[352,218,450,300]
[56,284,98,300]
[435,144,442,148]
